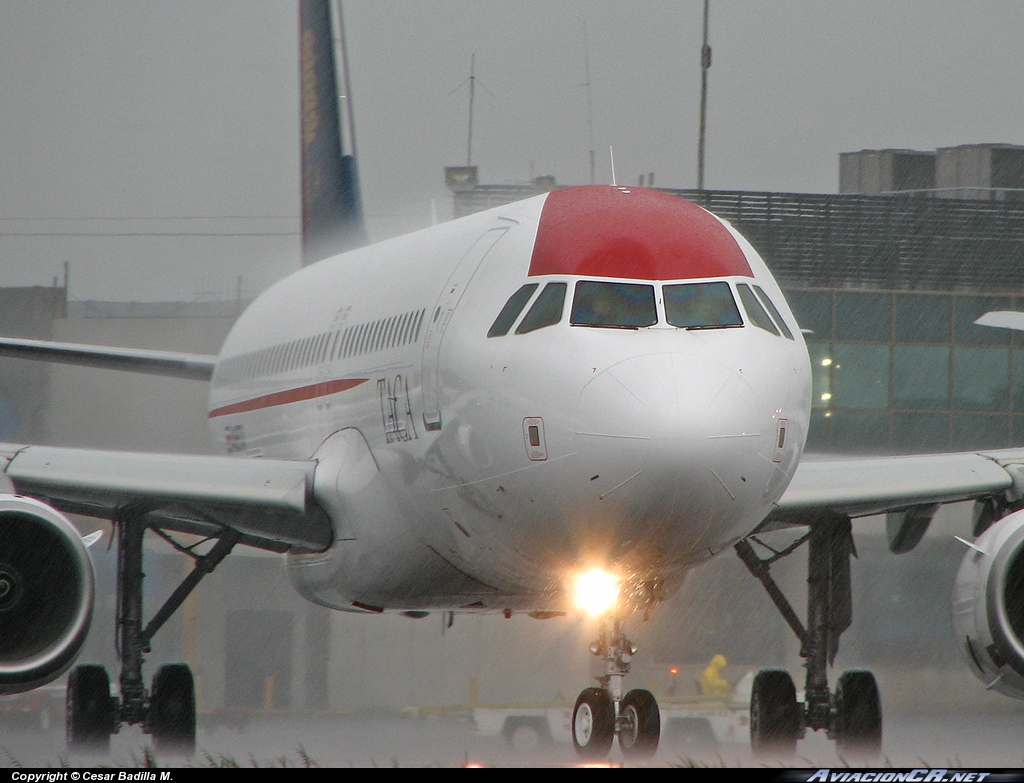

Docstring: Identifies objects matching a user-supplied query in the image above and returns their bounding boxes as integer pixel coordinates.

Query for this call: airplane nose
[575,353,760,446]
[573,353,766,552]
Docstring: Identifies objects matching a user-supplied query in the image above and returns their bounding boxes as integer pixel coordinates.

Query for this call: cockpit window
[736,283,781,336]
[753,285,795,340]
[664,282,743,329]
[516,282,567,334]
[488,283,538,337]
[570,281,657,328]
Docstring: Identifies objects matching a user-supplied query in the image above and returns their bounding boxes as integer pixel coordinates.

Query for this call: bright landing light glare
[572,568,620,617]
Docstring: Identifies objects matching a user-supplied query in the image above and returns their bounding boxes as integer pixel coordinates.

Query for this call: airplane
[2,3,1024,764]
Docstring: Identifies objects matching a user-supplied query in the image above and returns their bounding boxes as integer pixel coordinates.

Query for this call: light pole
[697,0,711,191]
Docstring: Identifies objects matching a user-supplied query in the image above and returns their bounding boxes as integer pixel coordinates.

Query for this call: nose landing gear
[571,615,661,760]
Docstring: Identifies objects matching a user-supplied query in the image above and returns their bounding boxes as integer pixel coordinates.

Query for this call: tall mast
[583,22,596,185]
[697,0,711,191]
[467,54,476,166]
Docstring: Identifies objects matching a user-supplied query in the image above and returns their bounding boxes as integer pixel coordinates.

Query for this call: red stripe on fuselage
[529,186,753,280]
[208,378,368,418]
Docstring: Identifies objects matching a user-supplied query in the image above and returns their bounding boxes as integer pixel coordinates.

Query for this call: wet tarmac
[1,707,1022,768]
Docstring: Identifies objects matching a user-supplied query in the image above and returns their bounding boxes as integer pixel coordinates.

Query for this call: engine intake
[952,509,1024,699]
[0,496,94,695]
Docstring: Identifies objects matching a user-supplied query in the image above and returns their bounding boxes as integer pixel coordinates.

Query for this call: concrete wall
[839,149,936,195]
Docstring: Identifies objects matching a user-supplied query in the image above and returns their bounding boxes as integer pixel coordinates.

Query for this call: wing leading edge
[0,337,216,381]
[0,444,330,553]
[764,448,1024,529]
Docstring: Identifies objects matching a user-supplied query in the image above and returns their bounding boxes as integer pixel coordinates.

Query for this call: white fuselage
[206,187,812,613]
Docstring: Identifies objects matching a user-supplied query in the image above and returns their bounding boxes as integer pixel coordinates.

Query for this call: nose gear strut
[571,613,661,760]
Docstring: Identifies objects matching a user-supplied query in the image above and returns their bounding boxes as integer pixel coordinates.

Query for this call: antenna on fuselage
[609,145,617,186]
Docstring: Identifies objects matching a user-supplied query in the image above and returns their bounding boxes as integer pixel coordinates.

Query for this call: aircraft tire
[834,669,882,758]
[572,687,614,760]
[66,664,114,753]
[149,664,196,755]
[750,668,800,757]
[618,688,661,759]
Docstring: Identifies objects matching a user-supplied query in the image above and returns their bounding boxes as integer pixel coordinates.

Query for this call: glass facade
[787,288,1024,454]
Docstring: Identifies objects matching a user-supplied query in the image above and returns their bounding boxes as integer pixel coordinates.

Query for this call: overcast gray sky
[0,1,1022,301]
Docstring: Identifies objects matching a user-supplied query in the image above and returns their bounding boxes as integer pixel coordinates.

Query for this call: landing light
[572,568,620,618]
[821,357,833,367]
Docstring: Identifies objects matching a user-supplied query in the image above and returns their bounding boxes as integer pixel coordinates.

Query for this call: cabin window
[571,281,657,328]
[390,315,401,348]
[488,284,539,337]
[737,284,781,336]
[403,311,415,344]
[664,281,743,329]
[413,309,426,342]
[516,282,567,334]
[386,316,397,349]
[754,285,795,340]
[372,319,383,351]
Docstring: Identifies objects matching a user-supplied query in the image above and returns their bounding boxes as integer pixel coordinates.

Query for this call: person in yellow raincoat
[699,653,732,698]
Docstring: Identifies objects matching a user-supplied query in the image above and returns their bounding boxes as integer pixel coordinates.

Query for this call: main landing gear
[66,508,238,754]
[571,615,661,761]
[736,515,882,758]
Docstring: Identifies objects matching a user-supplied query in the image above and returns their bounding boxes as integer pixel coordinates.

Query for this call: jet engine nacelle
[952,508,1024,699]
[0,495,94,694]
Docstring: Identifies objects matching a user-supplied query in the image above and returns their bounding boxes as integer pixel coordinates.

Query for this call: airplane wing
[0,443,331,553]
[0,337,216,381]
[763,448,1024,529]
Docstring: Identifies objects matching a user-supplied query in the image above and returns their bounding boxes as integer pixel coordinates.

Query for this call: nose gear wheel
[572,687,614,759]
[618,688,660,758]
